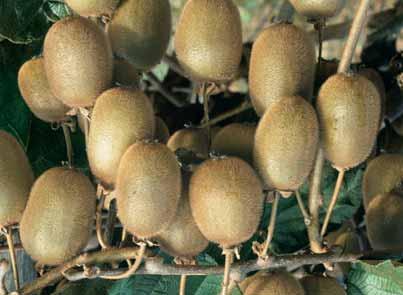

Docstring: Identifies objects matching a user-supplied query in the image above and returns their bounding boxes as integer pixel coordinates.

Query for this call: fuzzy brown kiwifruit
[65,0,120,17]
[316,73,381,170]
[366,192,403,250]
[113,58,140,87]
[254,96,319,195]
[362,154,403,209]
[87,87,155,189]
[107,0,171,71]
[154,117,170,144]
[18,57,69,123]
[44,16,113,107]
[289,0,346,19]
[156,173,208,258]
[20,167,96,265]
[175,0,243,82]
[116,142,181,239]
[211,123,255,164]
[300,276,346,295]
[249,23,316,116]
[0,131,34,227]
[189,157,264,248]
[244,271,305,295]
[167,128,209,158]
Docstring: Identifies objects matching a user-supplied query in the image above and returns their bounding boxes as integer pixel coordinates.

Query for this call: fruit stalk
[295,190,311,225]
[221,248,234,295]
[96,186,110,249]
[179,275,187,295]
[3,227,19,290]
[260,192,280,258]
[61,123,73,168]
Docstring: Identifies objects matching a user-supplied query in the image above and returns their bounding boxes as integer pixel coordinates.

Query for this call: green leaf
[53,279,112,295]
[43,1,72,22]
[150,62,170,82]
[194,275,243,295]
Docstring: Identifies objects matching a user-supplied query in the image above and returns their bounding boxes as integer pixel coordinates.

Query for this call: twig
[1,227,19,291]
[145,72,185,108]
[295,191,311,225]
[61,123,73,168]
[179,275,187,295]
[162,55,187,78]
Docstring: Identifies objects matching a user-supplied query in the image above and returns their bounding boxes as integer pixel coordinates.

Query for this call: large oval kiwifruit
[300,276,346,295]
[154,117,170,144]
[316,73,381,170]
[366,192,403,250]
[289,0,346,19]
[107,0,171,71]
[189,157,264,248]
[244,271,305,295]
[44,16,113,107]
[156,173,208,258]
[175,0,243,82]
[211,123,255,164]
[113,58,140,88]
[0,131,34,227]
[249,23,316,116]
[20,167,96,265]
[18,57,69,123]
[254,96,319,195]
[65,0,120,17]
[88,87,155,189]
[167,128,209,157]
[116,142,181,239]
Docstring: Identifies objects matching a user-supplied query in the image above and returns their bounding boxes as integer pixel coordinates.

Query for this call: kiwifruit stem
[96,186,110,249]
[295,190,312,225]
[261,192,280,258]
[61,123,73,168]
[1,226,19,290]
[221,248,234,295]
[179,275,187,295]
[200,83,211,145]
[315,19,324,82]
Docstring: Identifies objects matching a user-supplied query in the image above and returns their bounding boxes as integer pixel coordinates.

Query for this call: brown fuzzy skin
[175,0,243,82]
[107,0,171,71]
[289,0,345,19]
[20,167,96,265]
[44,16,113,108]
[154,117,170,144]
[0,131,34,227]
[167,128,209,158]
[116,142,181,239]
[88,87,155,189]
[317,73,381,170]
[300,276,346,295]
[65,0,120,17]
[249,23,316,116]
[366,193,403,251]
[189,157,264,248]
[362,154,403,209]
[254,96,319,193]
[18,58,70,123]
[113,58,140,88]
[244,271,305,295]
[156,173,209,258]
[211,123,256,165]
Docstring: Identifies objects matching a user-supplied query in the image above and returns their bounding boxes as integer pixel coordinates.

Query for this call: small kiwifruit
[300,276,346,295]
[249,23,316,116]
[254,96,319,195]
[211,123,255,164]
[113,58,140,88]
[0,131,34,227]
[366,192,403,250]
[175,0,243,82]
[44,16,113,107]
[156,173,209,258]
[189,157,264,248]
[116,142,181,239]
[316,73,381,170]
[20,167,96,265]
[65,0,120,17]
[244,271,305,295]
[107,0,171,71]
[289,0,346,19]
[154,117,170,144]
[87,87,155,189]
[167,128,209,158]
[362,154,403,209]
[18,57,69,123]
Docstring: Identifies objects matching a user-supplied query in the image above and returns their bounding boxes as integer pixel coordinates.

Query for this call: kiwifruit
[174,0,243,82]
[65,0,120,17]
[239,271,267,293]
[43,16,113,107]
[249,23,316,116]
[316,73,381,170]
[107,0,171,71]
[87,87,155,189]
[116,142,181,239]
[289,0,346,19]
[300,276,346,295]
[362,154,403,209]
[156,173,209,258]
[167,128,209,158]
[189,157,264,248]
[211,123,255,164]
[18,57,69,123]
[244,271,305,295]
[20,167,96,265]
[366,192,403,250]
[113,58,140,88]
[154,117,170,144]
[0,131,34,227]
[254,96,319,195]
